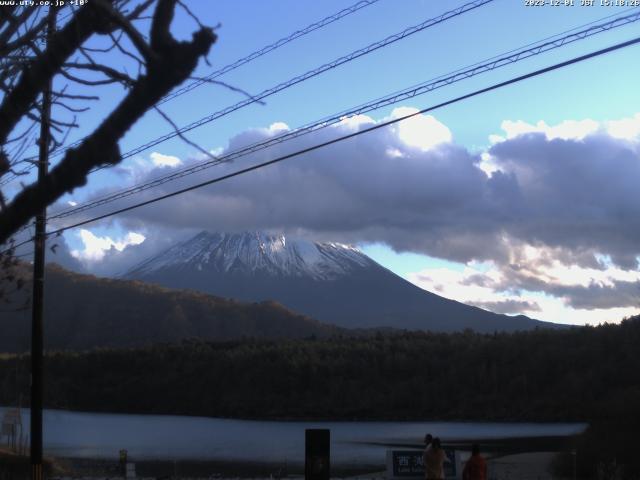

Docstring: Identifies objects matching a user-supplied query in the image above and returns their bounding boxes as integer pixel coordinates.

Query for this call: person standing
[424,437,448,480]
[463,444,487,480]
[422,432,433,475]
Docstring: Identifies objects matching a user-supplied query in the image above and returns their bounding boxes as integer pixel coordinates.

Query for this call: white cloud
[406,261,548,318]
[607,113,640,141]
[406,254,640,325]
[407,263,510,308]
[386,147,404,158]
[494,118,600,142]
[64,110,640,324]
[71,229,146,262]
[102,111,640,269]
[478,152,499,175]
[462,237,639,321]
[336,114,375,130]
[391,107,452,150]
[489,134,505,145]
[505,241,640,290]
[536,257,640,288]
[269,122,290,132]
[150,151,182,168]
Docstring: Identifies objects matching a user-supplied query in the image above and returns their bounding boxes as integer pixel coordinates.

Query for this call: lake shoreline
[0,407,587,478]
[47,435,581,478]
[54,457,386,478]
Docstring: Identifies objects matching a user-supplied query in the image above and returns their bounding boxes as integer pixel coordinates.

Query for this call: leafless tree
[0,0,216,250]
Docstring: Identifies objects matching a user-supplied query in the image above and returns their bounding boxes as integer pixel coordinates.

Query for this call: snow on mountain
[127,231,375,281]
[125,230,553,333]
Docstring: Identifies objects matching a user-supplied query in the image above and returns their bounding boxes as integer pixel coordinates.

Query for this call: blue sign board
[388,449,457,478]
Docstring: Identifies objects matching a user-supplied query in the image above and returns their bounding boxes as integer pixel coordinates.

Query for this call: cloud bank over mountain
[54,109,640,322]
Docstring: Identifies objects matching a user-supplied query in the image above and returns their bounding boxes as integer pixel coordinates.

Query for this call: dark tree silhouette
[0,0,216,246]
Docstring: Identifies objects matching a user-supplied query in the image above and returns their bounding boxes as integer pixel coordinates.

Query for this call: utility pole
[31,7,55,480]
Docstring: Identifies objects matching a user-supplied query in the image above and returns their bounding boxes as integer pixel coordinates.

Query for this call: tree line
[3,317,640,477]
[1,316,639,422]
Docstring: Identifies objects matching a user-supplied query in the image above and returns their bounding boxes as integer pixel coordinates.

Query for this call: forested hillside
[1,316,639,422]
[0,264,342,352]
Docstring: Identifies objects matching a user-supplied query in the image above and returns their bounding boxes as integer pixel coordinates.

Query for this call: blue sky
[7,0,640,326]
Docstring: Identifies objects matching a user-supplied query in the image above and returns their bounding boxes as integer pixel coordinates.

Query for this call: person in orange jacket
[463,444,487,480]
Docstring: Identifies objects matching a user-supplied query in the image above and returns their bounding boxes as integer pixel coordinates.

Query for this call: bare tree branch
[0,4,106,174]
[188,76,265,105]
[59,67,122,87]
[93,0,157,63]
[64,61,135,86]
[153,105,218,161]
[0,7,39,53]
[108,30,145,68]
[0,0,216,244]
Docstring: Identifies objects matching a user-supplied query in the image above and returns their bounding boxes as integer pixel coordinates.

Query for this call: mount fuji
[124,231,553,332]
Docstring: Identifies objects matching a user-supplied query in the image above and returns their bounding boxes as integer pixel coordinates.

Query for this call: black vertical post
[305,429,330,480]
[31,7,55,480]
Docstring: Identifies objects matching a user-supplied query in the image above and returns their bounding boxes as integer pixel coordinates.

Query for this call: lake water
[0,407,586,465]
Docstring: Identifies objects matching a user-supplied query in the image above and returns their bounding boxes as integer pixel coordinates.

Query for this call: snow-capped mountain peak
[127,231,375,281]
[124,231,547,332]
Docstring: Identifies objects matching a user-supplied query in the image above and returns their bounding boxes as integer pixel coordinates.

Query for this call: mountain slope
[125,231,553,332]
[0,264,342,353]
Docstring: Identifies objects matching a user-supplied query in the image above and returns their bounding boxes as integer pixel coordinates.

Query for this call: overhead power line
[4,34,640,257]
[32,35,639,243]
[46,10,640,223]
[1,0,382,185]
[117,0,495,161]
[4,0,495,186]
[159,0,383,105]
